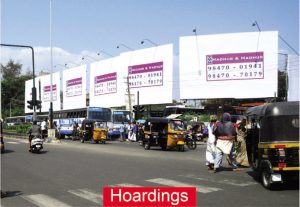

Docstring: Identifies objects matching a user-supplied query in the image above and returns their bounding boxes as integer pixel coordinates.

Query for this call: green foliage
[1,59,32,118]
[3,124,31,134]
[179,112,210,122]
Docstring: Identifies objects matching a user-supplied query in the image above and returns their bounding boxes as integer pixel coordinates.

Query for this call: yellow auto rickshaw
[79,119,108,144]
[246,101,299,189]
[142,117,186,151]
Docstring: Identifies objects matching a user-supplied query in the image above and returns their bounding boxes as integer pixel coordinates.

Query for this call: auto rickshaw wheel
[144,142,150,150]
[178,145,185,152]
[80,138,84,143]
[187,140,197,150]
[262,167,273,189]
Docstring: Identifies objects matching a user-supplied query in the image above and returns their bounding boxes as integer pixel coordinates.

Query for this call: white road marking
[112,183,142,187]
[146,178,222,193]
[6,141,20,144]
[68,188,102,204]
[179,174,257,187]
[22,194,72,207]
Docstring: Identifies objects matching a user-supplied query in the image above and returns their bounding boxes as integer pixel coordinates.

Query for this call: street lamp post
[252,20,299,56]
[81,55,99,61]
[140,38,158,46]
[97,51,113,58]
[65,61,80,68]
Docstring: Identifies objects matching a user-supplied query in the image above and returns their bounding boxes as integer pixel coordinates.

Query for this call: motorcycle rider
[28,120,42,152]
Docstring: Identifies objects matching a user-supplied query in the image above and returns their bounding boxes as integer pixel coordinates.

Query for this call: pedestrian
[130,121,138,142]
[236,119,250,167]
[119,122,125,141]
[41,118,48,138]
[127,122,132,141]
[205,115,217,170]
[213,113,239,173]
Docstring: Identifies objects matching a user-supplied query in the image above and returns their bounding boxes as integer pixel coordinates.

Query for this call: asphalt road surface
[1,137,299,207]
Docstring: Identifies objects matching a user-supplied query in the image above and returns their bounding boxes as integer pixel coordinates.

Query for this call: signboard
[128,62,163,88]
[94,72,117,95]
[66,77,82,97]
[39,72,61,112]
[43,84,57,102]
[179,31,278,99]
[63,65,87,110]
[206,52,264,81]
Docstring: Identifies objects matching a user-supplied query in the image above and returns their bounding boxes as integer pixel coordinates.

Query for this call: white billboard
[120,44,174,105]
[63,65,87,109]
[288,55,299,101]
[89,57,125,107]
[39,72,61,112]
[24,77,41,114]
[180,31,278,99]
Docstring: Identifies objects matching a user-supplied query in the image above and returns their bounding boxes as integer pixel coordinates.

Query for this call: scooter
[30,136,44,153]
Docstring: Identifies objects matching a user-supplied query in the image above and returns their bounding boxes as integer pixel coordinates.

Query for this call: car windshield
[170,120,185,131]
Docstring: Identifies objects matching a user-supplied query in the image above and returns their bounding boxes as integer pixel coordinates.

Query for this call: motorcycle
[185,133,197,150]
[30,136,44,153]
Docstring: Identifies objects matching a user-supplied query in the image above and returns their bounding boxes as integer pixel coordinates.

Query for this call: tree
[2,59,22,80]
[1,60,32,118]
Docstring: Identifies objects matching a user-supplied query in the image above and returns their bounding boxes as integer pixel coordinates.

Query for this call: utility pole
[126,76,132,120]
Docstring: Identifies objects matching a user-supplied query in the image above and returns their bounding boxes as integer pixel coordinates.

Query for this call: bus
[5,115,48,126]
[53,107,131,138]
[53,107,112,138]
[5,116,26,126]
[109,110,131,137]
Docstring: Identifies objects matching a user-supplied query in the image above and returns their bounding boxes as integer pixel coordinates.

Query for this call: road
[1,137,299,207]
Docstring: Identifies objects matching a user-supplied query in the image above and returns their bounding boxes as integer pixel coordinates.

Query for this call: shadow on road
[2,190,23,198]
[246,171,299,191]
[1,149,15,154]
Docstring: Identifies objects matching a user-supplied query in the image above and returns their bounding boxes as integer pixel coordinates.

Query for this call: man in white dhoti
[205,115,217,170]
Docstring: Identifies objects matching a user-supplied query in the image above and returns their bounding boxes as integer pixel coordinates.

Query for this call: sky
[0,0,299,73]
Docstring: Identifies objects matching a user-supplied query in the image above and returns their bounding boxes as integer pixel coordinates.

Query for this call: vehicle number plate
[271,174,282,182]
[36,145,41,148]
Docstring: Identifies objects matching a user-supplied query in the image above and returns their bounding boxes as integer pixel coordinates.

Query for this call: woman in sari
[235,119,250,167]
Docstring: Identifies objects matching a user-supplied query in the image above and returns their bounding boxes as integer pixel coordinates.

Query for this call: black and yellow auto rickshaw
[246,101,299,189]
[79,119,108,144]
[142,117,186,151]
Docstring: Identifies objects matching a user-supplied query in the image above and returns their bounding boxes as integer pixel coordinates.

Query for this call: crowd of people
[118,121,144,142]
[205,113,249,173]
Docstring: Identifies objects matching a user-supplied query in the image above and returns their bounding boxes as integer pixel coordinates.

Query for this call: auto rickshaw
[79,119,108,144]
[142,117,186,151]
[246,101,299,189]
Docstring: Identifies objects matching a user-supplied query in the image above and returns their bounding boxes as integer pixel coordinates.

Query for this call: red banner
[103,187,196,206]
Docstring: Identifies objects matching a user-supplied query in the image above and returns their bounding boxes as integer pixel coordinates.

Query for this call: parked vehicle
[79,119,108,144]
[30,136,44,153]
[246,101,299,189]
[142,117,186,151]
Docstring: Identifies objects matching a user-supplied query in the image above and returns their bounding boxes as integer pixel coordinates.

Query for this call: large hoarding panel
[120,44,174,105]
[89,57,125,107]
[63,65,87,110]
[180,31,278,99]
[39,72,61,112]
